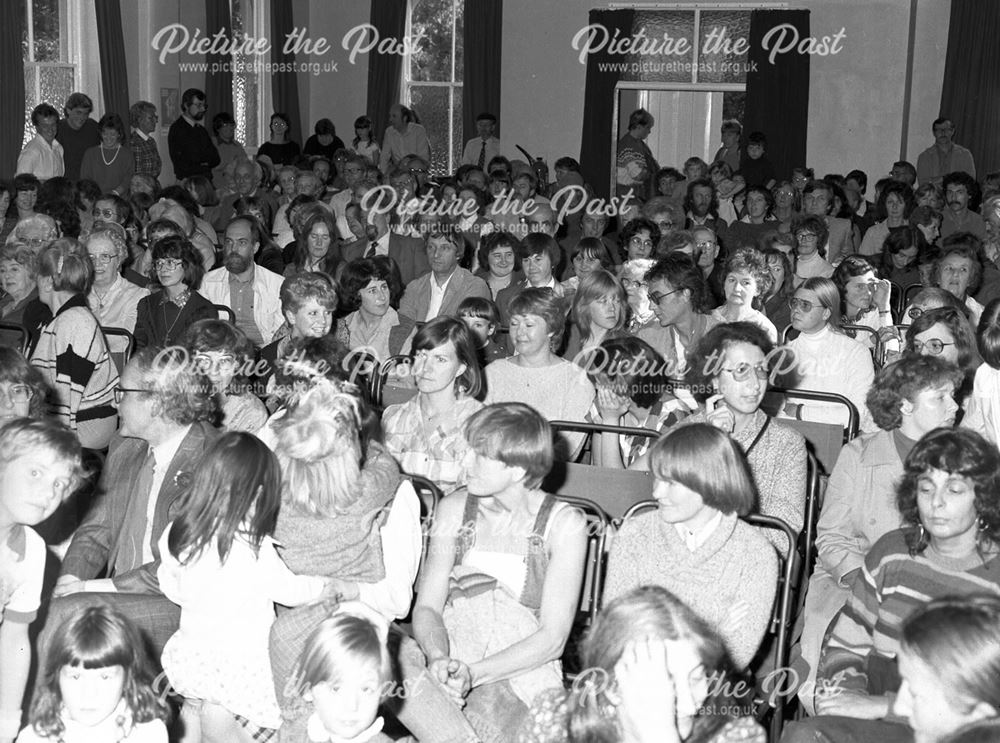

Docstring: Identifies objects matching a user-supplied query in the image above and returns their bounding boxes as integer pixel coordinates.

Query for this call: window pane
[410,85,451,175]
[451,86,463,173]
[410,0,456,82]
[22,65,74,149]
[698,10,751,84]
[32,0,62,62]
[231,0,259,149]
[627,10,696,84]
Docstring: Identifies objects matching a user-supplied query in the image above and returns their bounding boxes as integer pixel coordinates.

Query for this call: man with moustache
[201,216,285,347]
[940,171,986,241]
[168,88,221,180]
[916,118,976,188]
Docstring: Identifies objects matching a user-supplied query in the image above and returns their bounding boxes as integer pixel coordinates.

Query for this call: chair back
[554,494,611,623]
[551,419,661,464]
[100,326,135,376]
[542,461,654,519]
[212,303,236,323]
[0,321,29,355]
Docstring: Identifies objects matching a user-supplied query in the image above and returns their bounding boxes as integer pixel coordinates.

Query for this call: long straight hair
[167,432,282,563]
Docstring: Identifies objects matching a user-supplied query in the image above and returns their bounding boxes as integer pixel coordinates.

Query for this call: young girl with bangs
[19,605,169,743]
[157,432,336,743]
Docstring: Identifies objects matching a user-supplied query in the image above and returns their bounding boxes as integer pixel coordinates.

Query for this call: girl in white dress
[157,432,334,742]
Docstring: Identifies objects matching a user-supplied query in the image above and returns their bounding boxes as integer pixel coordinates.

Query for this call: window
[230,0,270,152]
[405,0,463,175]
[22,0,76,149]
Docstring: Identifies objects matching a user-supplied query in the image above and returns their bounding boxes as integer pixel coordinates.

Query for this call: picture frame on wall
[160,87,179,133]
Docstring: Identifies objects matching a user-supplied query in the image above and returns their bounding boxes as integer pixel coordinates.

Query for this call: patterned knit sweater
[819,527,1000,695]
[30,294,118,449]
[605,511,778,669]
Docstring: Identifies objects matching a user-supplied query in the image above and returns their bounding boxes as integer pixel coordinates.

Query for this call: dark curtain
[205,0,234,122]
[462,0,502,142]
[940,0,1000,176]
[366,0,407,140]
[0,1,25,175]
[743,10,810,182]
[95,0,130,121]
[579,9,634,200]
[270,0,303,146]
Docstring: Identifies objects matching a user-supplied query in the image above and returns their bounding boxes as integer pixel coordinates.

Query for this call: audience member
[79,114,135,197]
[916,117,976,187]
[382,316,483,491]
[379,104,430,173]
[941,172,986,241]
[710,248,777,342]
[761,247,794,331]
[302,117,345,160]
[646,253,720,372]
[802,180,856,264]
[562,269,627,361]
[17,104,64,181]
[259,272,337,380]
[859,181,915,256]
[167,88,221,180]
[399,225,490,322]
[133,235,215,350]
[335,257,417,363]
[415,402,587,742]
[457,295,508,365]
[0,244,52,346]
[616,108,659,202]
[55,93,99,182]
[605,423,778,668]
[351,115,380,165]
[128,101,161,186]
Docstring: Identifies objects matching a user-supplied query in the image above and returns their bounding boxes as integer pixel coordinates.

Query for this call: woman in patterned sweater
[783,428,1000,743]
[30,240,118,449]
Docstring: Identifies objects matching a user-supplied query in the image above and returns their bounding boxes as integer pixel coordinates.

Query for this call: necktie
[478,140,487,170]
[113,449,156,577]
[365,242,378,259]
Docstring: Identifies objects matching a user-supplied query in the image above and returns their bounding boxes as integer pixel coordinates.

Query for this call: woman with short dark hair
[79,114,135,196]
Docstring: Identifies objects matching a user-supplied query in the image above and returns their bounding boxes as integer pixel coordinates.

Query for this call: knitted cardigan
[605,510,778,669]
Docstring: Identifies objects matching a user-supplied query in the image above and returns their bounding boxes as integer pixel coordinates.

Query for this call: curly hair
[933,239,983,297]
[724,248,772,302]
[619,217,662,256]
[645,253,709,313]
[865,355,963,430]
[129,346,218,426]
[151,235,204,291]
[762,248,794,299]
[585,335,671,409]
[791,214,830,257]
[896,428,1000,554]
[338,258,394,313]
[686,321,774,402]
[29,604,169,740]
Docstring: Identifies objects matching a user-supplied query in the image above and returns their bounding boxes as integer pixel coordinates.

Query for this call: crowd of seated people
[5,89,1000,743]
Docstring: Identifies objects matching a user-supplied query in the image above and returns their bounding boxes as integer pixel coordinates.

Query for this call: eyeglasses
[621,278,648,291]
[194,353,238,373]
[907,306,924,320]
[88,253,118,265]
[154,258,183,271]
[720,363,770,381]
[113,387,150,403]
[629,237,654,249]
[913,338,955,356]
[695,240,716,249]
[649,288,681,304]
[0,384,32,404]
[795,232,818,242]
[93,207,117,219]
[788,297,817,312]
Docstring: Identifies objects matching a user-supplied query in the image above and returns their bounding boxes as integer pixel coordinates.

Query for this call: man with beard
[683,178,728,241]
[940,171,986,241]
[168,88,221,181]
[201,216,285,347]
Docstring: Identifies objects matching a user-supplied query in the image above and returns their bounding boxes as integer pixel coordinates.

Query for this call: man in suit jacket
[803,180,857,265]
[399,230,491,321]
[341,205,431,285]
[45,349,220,656]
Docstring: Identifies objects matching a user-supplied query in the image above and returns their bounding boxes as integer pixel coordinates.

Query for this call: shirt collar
[307,713,385,743]
[228,263,256,284]
[150,424,192,474]
[5,524,27,560]
[132,127,151,141]
[182,114,200,128]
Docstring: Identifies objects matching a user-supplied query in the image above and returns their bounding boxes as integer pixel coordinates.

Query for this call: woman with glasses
[606,423,778,670]
[562,270,627,362]
[79,114,135,197]
[133,235,216,351]
[634,322,807,549]
[335,257,417,368]
[618,218,660,263]
[179,318,266,433]
[782,277,878,432]
[30,240,118,449]
[795,356,963,712]
[84,228,149,338]
[785,428,1000,742]
[0,346,49,422]
[791,214,834,287]
[256,113,301,167]
[284,207,340,278]
[905,306,980,389]
[772,181,800,231]
[709,248,778,342]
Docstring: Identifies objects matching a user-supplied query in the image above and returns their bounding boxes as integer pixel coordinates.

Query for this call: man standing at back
[56,92,99,181]
[616,108,659,202]
[916,117,976,188]
[461,112,501,169]
[168,88,221,181]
